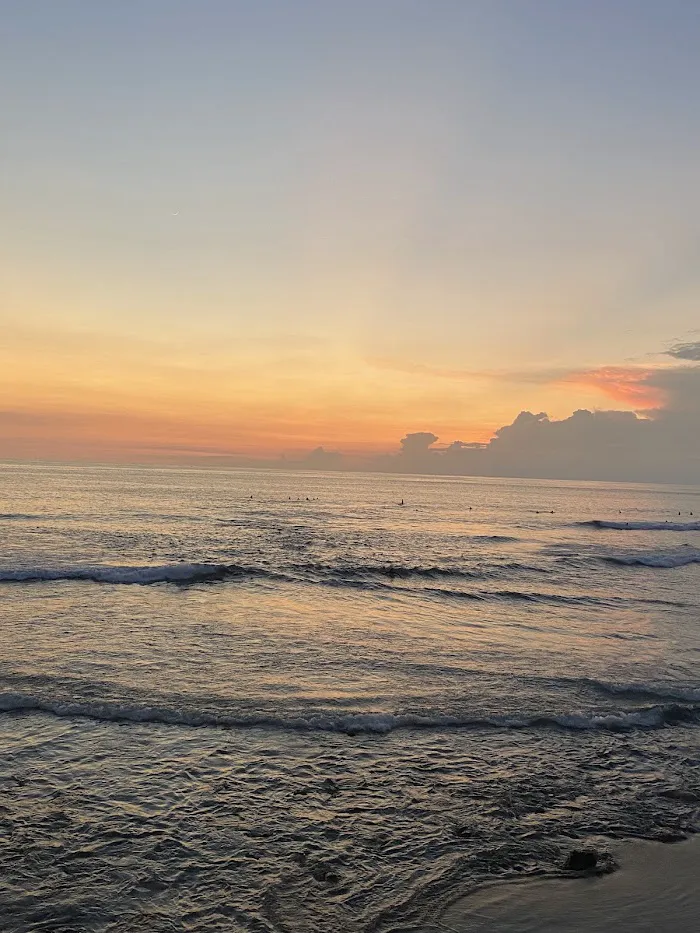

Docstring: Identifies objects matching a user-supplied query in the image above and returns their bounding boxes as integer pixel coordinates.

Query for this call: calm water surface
[1,463,699,931]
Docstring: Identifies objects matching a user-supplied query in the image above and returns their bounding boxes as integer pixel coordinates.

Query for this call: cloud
[399,432,439,453]
[368,356,573,386]
[382,432,440,472]
[558,366,664,408]
[666,340,700,362]
[301,446,344,469]
[486,408,656,481]
[371,362,700,483]
[644,364,700,416]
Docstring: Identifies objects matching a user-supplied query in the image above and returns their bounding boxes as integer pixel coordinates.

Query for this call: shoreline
[434,834,700,932]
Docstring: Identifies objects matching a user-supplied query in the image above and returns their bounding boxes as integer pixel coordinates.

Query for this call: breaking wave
[1,559,693,609]
[0,561,533,588]
[603,551,700,568]
[0,563,283,585]
[0,691,696,734]
[581,519,700,531]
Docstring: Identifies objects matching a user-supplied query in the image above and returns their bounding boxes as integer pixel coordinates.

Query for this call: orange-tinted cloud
[558,366,666,409]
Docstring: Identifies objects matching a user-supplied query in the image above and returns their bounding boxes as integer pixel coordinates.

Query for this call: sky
[2,1,700,480]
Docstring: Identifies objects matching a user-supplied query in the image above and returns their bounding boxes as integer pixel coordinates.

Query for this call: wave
[0,513,42,521]
[581,519,700,531]
[0,691,696,735]
[422,587,635,608]
[0,560,538,588]
[302,562,484,581]
[1,560,690,609]
[471,534,519,543]
[603,551,700,568]
[585,680,700,704]
[0,563,285,585]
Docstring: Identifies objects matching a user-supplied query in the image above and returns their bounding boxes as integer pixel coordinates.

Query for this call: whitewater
[1,462,699,932]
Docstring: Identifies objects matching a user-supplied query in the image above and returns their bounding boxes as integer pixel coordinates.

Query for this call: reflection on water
[0,464,698,931]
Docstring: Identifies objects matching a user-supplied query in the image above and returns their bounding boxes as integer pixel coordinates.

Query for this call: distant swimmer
[400,499,404,506]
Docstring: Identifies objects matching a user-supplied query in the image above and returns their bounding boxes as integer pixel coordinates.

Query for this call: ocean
[1,462,699,932]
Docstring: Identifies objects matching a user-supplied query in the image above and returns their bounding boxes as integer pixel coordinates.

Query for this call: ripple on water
[0,713,698,933]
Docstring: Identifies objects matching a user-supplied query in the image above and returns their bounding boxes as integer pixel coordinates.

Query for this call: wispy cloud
[666,340,700,362]
[557,366,665,408]
[367,358,492,382]
[369,356,676,411]
[368,357,573,385]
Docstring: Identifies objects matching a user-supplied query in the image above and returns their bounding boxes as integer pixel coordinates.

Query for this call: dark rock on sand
[562,847,618,874]
[564,848,599,871]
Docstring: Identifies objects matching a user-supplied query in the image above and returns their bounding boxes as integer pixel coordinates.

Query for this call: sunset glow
[2,2,699,470]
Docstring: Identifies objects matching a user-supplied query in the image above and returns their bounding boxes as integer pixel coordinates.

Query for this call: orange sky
[2,4,699,464]
[0,320,678,464]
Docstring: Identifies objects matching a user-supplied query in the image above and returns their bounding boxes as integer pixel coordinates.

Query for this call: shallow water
[1,463,699,931]
[437,836,700,932]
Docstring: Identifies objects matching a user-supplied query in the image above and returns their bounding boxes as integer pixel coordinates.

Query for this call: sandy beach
[436,835,700,932]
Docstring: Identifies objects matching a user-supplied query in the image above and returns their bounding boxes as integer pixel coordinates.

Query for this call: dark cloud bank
[297,360,700,485]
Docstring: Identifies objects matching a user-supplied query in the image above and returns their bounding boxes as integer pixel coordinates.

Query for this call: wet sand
[437,835,700,932]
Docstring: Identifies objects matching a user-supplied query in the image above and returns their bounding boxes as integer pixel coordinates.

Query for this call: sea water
[0,462,698,932]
